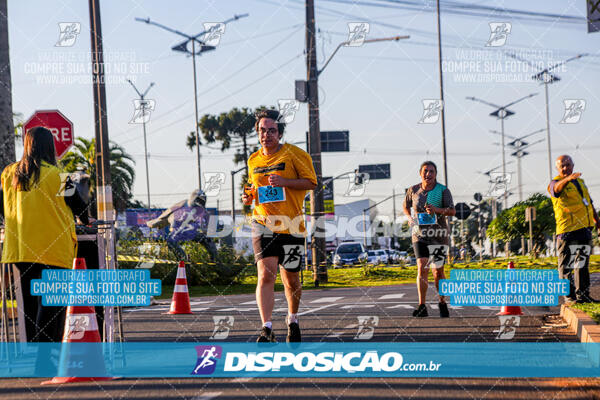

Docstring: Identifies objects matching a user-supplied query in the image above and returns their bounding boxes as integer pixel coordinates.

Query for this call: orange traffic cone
[497,261,523,316]
[166,261,193,314]
[42,258,114,385]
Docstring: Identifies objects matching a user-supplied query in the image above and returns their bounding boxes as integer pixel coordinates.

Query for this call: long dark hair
[13,126,57,191]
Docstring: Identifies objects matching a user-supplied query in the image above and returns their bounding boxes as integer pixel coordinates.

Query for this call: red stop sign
[23,110,74,159]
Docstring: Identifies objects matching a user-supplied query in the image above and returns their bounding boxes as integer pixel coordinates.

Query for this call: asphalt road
[2,278,599,399]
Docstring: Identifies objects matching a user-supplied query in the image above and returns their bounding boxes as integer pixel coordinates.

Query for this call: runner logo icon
[567,245,591,269]
[494,316,520,340]
[129,99,155,124]
[560,99,586,124]
[427,245,448,269]
[282,245,304,271]
[210,316,234,340]
[56,22,81,47]
[487,172,512,197]
[486,22,511,47]
[355,316,379,340]
[346,22,370,46]
[191,345,222,375]
[277,99,300,123]
[203,172,226,196]
[418,99,443,124]
[203,23,226,46]
[67,315,90,340]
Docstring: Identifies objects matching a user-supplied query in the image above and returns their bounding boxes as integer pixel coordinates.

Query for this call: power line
[119,52,303,145]
[114,25,303,141]
[319,0,585,25]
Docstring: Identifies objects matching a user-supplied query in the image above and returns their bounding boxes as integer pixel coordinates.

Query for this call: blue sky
[8,0,600,215]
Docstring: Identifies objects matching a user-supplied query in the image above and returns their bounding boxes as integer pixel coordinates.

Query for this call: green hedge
[117,239,256,286]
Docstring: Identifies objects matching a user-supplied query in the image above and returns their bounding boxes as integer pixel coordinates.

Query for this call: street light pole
[230,165,246,245]
[191,39,201,189]
[500,115,507,209]
[506,52,587,180]
[89,0,116,343]
[305,0,327,284]
[436,0,448,187]
[135,13,249,189]
[126,79,154,209]
[544,81,552,179]
[467,93,537,210]
[304,0,408,283]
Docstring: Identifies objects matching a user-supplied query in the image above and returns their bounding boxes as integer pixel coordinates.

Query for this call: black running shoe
[439,302,449,318]
[257,326,276,343]
[412,304,428,317]
[287,322,301,342]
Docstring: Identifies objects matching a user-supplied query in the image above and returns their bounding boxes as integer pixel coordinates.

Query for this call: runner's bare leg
[256,256,279,324]
[432,266,446,303]
[280,267,301,314]
[416,257,430,304]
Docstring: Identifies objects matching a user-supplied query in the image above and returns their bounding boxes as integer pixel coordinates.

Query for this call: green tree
[487,193,555,254]
[61,137,136,213]
[187,107,261,170]
[187,106,268,212]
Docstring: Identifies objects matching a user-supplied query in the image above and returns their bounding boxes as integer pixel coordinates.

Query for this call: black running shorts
[252,222,305,272]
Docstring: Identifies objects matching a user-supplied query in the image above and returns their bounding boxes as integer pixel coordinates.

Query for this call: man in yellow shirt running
[242,109,317,342]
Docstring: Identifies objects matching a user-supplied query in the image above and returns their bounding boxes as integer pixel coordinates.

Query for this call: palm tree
[61,137,136,213]
[0,0,15,172]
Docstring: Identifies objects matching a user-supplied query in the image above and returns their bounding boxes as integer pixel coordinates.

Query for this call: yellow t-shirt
[1,162,77,268]
[247,143,317,235]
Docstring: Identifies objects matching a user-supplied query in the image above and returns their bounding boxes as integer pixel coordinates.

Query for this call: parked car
[366,250,381,265]
[333,242,368,268]
[397,251,409,263]
[375,249,389,264]
[385,249,398,264]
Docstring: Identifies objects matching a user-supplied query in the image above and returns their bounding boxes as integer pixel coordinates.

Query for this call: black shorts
[413,241,448,262]
[252,222,305,272]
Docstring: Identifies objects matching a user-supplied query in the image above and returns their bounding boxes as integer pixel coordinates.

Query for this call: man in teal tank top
[403,161,456,318]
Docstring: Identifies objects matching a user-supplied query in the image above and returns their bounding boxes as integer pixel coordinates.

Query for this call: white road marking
[216,307,257,312]
[191,307,209,312]
[378,293,405,300]
[297,304,338,316]
[231,377,254,383]
[340,304,375,309]
[191,392,222,400]
[240,300,257,305]
[190,300,214,305]
[310,297,343,303]
[123,306,170,313]
[386,304,413,309]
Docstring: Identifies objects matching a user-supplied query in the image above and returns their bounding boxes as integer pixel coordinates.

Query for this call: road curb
[560,304,600,343]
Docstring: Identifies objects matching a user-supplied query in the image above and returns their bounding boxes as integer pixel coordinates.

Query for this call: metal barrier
[0,221,124,346]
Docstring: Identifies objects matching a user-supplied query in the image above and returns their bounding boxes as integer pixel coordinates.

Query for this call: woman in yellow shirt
[242,109,317,343]
[1,127,81,342]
